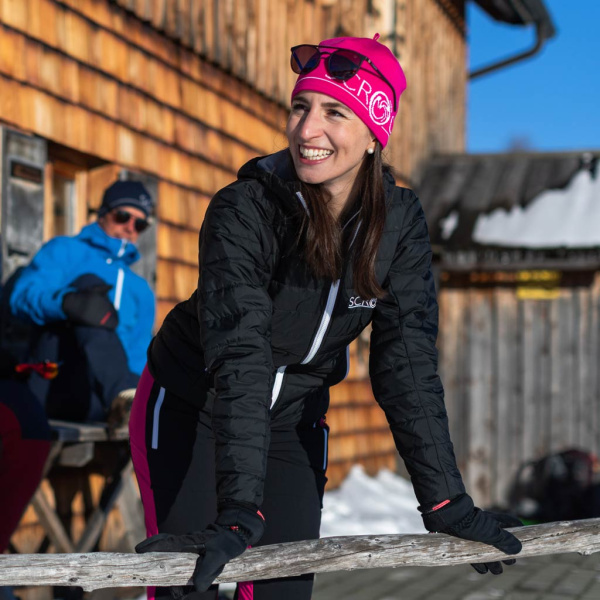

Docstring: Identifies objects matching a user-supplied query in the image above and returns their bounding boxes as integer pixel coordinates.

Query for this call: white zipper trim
[114,268,124,310]
[117,239,127,257]
[296,191,309,215]
[349,220,362,248]
[343,345,350,380]
[270,366,287,408]
[322,427,329,470]
[151,387,166,449]
[301,280,340,365]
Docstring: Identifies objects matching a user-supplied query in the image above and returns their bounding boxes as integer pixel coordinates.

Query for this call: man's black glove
[62,284,118,330]
[421,493,522,575]
[135,504,265,597]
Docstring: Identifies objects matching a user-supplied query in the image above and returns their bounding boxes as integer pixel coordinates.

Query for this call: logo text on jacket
[348,296,377,309]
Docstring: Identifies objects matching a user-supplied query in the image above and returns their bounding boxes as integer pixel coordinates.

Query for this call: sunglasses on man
[290,44,398,112]
[111,209,151,233]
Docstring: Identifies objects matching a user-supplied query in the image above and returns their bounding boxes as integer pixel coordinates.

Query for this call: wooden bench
[28,420,145,555]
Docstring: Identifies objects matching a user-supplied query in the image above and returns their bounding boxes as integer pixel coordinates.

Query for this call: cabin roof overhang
[473,0,555,38]
[416,150,600,267]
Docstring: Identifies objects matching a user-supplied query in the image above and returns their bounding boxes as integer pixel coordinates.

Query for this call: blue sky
[467,0,600,153]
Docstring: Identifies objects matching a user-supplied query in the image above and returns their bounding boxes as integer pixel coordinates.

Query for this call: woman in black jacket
[130,35,521,600]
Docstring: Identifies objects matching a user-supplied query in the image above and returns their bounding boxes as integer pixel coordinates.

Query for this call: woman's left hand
[421,493,522,575]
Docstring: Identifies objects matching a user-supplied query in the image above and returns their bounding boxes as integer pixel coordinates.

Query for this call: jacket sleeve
[369,191,465,509]
[197,184,274,509]
[9,238,74,325]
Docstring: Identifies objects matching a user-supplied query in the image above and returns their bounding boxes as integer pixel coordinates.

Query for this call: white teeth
[300,147,333,160]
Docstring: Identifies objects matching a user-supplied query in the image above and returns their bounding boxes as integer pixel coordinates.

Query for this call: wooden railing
[2,519,600,590]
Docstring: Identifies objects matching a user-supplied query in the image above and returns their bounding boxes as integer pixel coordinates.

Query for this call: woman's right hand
[135,505,265,597]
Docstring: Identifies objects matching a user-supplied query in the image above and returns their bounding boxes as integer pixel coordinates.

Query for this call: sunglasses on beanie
[290,44,398,112]
[111,209,151,233]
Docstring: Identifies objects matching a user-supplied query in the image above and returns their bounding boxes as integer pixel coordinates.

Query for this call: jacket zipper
[269,215,362,410]
[301,280,340,365]
[114,268,125,311]
[270,366,287,408]
[113,240,128,312]
[271,279,341,408]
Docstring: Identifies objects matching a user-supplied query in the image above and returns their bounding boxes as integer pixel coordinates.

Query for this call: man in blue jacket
[9,180,155,423]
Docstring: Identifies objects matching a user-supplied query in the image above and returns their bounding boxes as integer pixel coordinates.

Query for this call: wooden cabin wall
[0,0,467,501]
[0,0,292,322]
[438,273,600,508]
[108,0,467,184]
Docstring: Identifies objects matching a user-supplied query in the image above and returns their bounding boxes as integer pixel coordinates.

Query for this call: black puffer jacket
[148,150,465,509]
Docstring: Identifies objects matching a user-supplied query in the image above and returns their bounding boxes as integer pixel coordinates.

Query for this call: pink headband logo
[336,73,393,133]
[369,91,393,127]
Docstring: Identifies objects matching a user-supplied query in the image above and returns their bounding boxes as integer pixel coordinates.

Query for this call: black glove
[62,284,118,330]
[421,493,522,575]
[135,504,265,597]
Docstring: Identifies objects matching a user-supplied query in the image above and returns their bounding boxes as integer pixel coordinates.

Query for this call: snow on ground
[215,466,425,597]
[472,167,600,248]
[320,464,426,537]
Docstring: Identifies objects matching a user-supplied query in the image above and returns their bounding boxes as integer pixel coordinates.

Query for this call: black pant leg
[73,325,139,419]
[133,381,219,600]
[241,426,327,600]
[29,324,138,421]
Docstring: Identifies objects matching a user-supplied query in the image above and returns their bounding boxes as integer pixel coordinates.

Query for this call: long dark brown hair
[296,144,388,299]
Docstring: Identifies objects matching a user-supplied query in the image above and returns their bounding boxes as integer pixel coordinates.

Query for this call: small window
[46,161,80,239]
[51,171,76,237]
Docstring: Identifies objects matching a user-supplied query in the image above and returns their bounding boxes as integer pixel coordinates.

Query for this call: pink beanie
[291,35,407,148]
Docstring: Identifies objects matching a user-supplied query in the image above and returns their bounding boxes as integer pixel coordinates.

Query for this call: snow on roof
[472,167,600,248]
[417,151,600,250]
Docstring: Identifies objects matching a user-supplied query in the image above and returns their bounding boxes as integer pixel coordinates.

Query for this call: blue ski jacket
[10,223,155,375]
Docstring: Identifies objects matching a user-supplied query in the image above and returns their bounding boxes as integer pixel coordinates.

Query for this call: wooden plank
[157,223,199,264]
[2,0,27,31]
[245,0,258,85]
[30,488,76,554]
[576,287,596,448]
[455,289,469,473]
[519,299,536,463]
[3,520,600,589]
[548,298,564,451]
[493,288,519,507]
[466,289,493,506]
[156,259,197,301]
[437,288,464,465]
[48,420,129,442]
[570,288,589,448]
[530,300,549,457]
[590,275,600,457]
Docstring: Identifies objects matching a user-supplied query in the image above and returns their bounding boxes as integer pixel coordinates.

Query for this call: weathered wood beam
[2,519,599,591]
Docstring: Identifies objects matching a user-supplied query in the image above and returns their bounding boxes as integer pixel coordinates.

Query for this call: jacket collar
[238,149,397,209]
[238,150,301,202]
[76,223,140,265]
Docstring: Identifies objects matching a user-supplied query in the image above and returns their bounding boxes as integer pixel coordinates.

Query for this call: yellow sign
[516,270,561,300]
[517,288,560,300]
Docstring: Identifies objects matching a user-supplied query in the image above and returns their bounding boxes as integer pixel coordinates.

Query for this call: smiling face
[286,91,376,215]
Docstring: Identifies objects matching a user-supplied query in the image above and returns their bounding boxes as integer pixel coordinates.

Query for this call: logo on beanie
[369,92,392,126]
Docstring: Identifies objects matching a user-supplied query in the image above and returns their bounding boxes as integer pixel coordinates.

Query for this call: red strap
[15,361,60,380]
[431,499,450,511]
